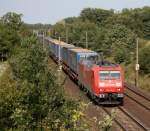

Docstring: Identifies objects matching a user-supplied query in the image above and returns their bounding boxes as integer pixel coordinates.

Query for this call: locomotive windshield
[99,71,120,80]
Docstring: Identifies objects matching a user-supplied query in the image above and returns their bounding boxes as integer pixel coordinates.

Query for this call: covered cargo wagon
[52,40,74,60]
[68,48,98,74]
[59,44,75,61]
[62,46,80,66]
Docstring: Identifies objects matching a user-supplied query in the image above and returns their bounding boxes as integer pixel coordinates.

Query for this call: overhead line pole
[58,37,62,70]
[58,37,62,85]
[86,31,88,49]
[66,28,68,43]
[135,38,139,87]
[43,32,44,49]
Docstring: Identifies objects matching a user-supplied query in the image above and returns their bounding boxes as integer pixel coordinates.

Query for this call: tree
[140,7,150,39]
[80,8,114,25]
[139,45,150,74]
[0,12,23,61]
[0,36,86,130]
[1,12,23,31]
[114,47,130,64]
[95,24,136,63]
[64,17,79,24]
[50,19,98,49]
[0,23,20,60]
[0,67,19,130]
[68,21,98,48]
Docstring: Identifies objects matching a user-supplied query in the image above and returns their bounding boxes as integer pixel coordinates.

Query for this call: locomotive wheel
[91,93,96,100]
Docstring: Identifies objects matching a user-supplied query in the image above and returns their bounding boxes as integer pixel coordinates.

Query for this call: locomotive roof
[98,61,119,68]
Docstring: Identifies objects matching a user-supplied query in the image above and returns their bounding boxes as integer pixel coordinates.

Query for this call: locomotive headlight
[99,82,105,87]
[100,88,104,92]
[116,82,121,87]
[117,88,121,91]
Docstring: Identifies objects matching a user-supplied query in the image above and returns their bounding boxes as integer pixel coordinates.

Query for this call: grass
[123,62,150,92]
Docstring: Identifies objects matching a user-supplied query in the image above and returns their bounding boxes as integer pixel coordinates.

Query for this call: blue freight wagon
[62,46,80,66]
[49,41,55,57]
[44,37,54,56]
[59,44,75,61]
[68,48,98,74]
[51,40,70,59]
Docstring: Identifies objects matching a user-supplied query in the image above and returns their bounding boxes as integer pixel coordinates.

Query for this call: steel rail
[124,93,150,111]
[118,106,149,131]
[101,107,127,131]
[124,83,150,101]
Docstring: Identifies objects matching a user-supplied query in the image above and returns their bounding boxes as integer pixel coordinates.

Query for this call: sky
[0,0,150,24]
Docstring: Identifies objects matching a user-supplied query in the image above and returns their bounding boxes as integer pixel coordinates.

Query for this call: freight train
[44,37,124,105]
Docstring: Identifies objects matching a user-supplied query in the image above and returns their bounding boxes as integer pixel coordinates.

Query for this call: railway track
[124,83,150,111]
[123,83,150,129]
[118,106,149,131]
[124,92,150,111]
[125,83,150,101]
[101,107,127,131]
[102,106,149,131]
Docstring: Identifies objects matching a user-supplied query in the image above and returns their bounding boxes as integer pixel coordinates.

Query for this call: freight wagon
[67,48,98,79]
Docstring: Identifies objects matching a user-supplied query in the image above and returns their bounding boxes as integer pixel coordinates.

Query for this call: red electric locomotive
[78,60,124,105]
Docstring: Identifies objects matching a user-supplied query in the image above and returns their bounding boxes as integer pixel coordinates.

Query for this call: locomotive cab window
[99,71,120,80]
[110,71,120,79]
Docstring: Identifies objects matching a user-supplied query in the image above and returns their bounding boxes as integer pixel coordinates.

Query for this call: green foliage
[1,12,23,31]
[0,23,20,60]
[141,7,150,39]
[98,109,116,131]
[95,24,136,64]
[103,6,150,39]
[51,23,66,39]
[114,48,129,64]
[68,21,97,48]
[80,8,114,25]
[26,23,51,30]
[0,12,23,61]
[0,12,88,130]
[139,45,150,74]
[0,67,21,130]
[103,12,143,37]
[9,36,60,129]
[51,20,98,48]
[9,37,46,82]
[0,34,87,130]
[64,17,79,24]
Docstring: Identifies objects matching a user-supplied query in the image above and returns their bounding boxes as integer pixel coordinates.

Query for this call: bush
[114,48,130,64]
[0,35,87,130]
